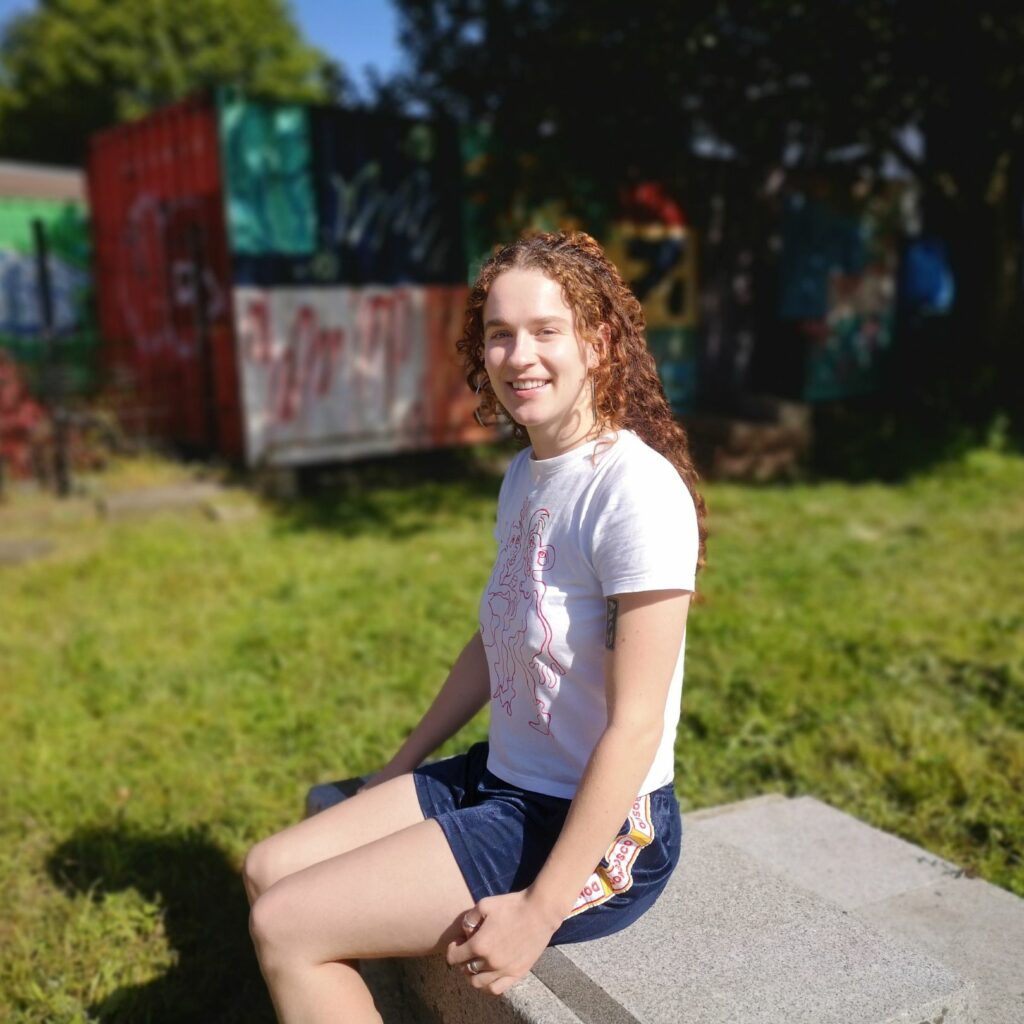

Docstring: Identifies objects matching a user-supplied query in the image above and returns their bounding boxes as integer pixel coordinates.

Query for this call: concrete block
[361,958,434,1024]
[97,482,225,520]
[691,795,964,910]
[545,830,972,1024]
[398,952,584,1024]
[304,782,983,1024]
[304,777,367,818]
[685,792,787,823]
[857,876,1024,1024]
[0,537,53,565]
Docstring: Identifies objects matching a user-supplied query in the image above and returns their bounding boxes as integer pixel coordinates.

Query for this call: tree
[0,0,334,164]
[392,0,1024,434]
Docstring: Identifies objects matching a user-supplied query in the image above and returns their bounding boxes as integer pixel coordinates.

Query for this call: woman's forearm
[384,631,491,774]
[525,721,661,927]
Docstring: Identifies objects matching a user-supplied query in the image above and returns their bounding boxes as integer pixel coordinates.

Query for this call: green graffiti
[0,197,98,393]
[648,326,698,414]
[219,93,316,255]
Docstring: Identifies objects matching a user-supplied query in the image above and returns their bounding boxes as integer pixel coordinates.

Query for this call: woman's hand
[445,890,562,997]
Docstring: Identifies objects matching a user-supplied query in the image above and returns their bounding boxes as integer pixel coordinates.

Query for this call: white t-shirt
[480,428,699,799]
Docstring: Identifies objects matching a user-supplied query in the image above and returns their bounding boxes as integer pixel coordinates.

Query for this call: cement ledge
[307,786,994,1024]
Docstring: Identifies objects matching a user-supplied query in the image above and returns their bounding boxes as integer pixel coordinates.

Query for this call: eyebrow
[483,316,570,330]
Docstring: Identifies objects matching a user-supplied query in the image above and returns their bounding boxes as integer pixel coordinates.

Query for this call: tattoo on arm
[604,597,619,650]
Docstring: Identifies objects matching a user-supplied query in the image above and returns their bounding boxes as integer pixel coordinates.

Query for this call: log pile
[683,396,812,482]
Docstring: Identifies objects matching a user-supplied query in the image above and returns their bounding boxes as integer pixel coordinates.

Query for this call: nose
[506,328,537,368]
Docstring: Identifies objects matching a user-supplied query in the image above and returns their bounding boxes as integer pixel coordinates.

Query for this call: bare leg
[243,773,425,903]
[249,817,475,1024]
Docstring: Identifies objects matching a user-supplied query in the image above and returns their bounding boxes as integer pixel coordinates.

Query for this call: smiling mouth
[509,380,549,393]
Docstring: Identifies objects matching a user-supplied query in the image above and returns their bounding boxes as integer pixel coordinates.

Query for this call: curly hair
[456,230,707,571]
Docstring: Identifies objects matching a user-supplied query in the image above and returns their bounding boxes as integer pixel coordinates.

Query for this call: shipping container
[88,91,488,467]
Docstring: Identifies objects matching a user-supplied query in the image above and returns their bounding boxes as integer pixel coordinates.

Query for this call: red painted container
[87,93,485,466]
[88,95,244,460]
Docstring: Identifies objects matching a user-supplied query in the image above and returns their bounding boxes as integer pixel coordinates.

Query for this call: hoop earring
[591,376,597,425]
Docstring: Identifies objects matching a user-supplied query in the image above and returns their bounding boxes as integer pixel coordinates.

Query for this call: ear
[588,324,610,370]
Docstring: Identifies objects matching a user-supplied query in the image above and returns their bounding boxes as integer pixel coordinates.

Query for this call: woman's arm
[362,631,491,788]
[527,589,690,920]
[447,589,690,993]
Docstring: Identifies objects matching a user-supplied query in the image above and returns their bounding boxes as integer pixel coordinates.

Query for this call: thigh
[252,816,476,964]
[247,773,425,893]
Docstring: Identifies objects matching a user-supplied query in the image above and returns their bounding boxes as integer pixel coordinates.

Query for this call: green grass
[1,445,1022,1022]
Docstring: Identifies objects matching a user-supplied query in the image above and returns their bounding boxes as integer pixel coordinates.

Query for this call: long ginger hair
[457,230,707,571]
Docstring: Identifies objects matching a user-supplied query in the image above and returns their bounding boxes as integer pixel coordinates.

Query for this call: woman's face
[482,268,599,459]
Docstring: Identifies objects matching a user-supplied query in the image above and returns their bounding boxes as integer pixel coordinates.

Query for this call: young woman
[244,231,707,1023]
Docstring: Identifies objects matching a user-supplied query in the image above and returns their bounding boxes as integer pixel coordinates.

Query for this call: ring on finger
[462,914,481,933]
[467,958,485,976]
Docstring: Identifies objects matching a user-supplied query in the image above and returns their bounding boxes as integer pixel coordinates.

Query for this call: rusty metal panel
[87,95,244,458]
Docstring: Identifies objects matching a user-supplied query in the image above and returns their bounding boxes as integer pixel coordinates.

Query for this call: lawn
[1,443,1021,1022]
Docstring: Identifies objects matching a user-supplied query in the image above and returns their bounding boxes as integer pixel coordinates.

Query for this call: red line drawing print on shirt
[481,498,566,735]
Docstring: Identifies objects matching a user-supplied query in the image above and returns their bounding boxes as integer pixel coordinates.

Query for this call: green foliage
[393,0,1024,215]
[0,0,331,164]
[0,447,1022,1020]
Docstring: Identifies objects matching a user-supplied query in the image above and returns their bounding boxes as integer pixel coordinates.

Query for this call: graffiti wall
[221,95,479,466]
[89,95,244,456]
[233,285,486,465]
[222,96,465,288]
[604,183,700,413]
[0,197,96,393]
[776,191,898,401]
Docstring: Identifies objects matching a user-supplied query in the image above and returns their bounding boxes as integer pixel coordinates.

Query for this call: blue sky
[0,0,406,92]
[291,0,405,89]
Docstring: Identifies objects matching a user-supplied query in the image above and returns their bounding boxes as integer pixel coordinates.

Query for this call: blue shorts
[412,740,682,944]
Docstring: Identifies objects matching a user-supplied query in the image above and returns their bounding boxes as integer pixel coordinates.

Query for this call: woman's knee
[249,879,357,969]
[249,885,292,967]
[243,837,282,902]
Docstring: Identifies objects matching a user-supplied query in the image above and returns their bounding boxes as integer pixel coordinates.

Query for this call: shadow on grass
[807,399,1018,482]
[47,824,273,1024]
[261,444,510,539]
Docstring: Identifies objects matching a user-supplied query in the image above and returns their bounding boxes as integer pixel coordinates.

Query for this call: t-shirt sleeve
[588,457,699,596]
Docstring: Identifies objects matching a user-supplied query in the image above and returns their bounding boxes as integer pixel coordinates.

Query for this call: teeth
[511,380,547,390]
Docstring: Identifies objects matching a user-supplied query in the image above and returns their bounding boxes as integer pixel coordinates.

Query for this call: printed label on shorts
[567,794,654,917]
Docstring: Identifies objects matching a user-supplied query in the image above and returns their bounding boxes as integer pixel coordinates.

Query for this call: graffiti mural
[227,103,465,287]
[604,183,699,412]
[0,198,96,393]
[233,284,486,465]
[219,96,316,257]
[116,193,228,360]
[89,94,243,453]
[0,349,46,477]
[775,191,899,401]
[90,93,473,463]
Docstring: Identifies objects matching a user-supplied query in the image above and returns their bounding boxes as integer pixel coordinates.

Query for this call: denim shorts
[412,740,682,945]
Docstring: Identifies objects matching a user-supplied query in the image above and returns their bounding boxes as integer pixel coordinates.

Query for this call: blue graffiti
[327,164,449,274]
[0,250,88,336]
